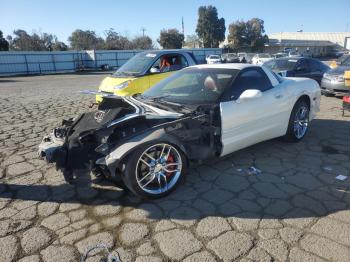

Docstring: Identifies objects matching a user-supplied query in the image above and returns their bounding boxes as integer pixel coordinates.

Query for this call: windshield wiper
[137,94,187,111]
[113,71,136,77]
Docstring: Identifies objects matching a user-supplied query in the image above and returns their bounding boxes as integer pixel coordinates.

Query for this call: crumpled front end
[38,97,140,181]
[38,96,183,182]
[38,129,65,163]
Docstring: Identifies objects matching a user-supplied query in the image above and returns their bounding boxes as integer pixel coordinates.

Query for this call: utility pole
[141,27,146,37]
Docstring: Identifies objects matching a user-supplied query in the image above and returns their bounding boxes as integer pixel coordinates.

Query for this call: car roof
[139,49,192,55]
[273,57,303,61]
[189,63,260,70]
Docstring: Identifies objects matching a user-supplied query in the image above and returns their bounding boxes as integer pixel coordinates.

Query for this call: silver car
[321,55,350,96]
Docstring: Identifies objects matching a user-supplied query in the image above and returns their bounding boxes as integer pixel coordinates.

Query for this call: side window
[319,62,330,72]
[296,59,310,72]
[151,54,188,73]
[226,68,272,100]
[169,55,188,71]
[309,59,320,72]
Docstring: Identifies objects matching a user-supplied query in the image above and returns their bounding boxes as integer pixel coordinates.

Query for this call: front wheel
[283,100,310,142]
[122,143,186,199]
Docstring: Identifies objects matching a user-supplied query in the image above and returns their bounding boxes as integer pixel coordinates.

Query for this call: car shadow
[1,118,349,221]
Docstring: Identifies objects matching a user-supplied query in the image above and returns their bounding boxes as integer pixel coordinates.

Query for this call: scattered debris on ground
[335,175,348,181]
[247,166,262,175]
[81,244,121,262]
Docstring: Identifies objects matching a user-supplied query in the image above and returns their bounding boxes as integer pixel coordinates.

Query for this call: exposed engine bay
[38,95,222,182]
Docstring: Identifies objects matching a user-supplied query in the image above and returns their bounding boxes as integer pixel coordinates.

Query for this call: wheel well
[118,140,189,172]
[297,95,311,108]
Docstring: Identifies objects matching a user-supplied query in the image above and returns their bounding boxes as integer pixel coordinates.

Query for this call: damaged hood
[91,94,184,129]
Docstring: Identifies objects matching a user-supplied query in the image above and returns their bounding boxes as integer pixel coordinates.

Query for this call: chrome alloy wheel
[135,143,182,195]
[293,105,309,139]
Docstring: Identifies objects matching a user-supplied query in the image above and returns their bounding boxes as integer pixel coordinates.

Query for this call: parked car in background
[288,51,300,57]
[264,57,330,84]
[96,50,197,103]
[206,54,222,64]
[238,52,254,63]
[39,64,321,198]
[321,57,350,96]
[273,53,288,59]
[221,53,240,63]
[252,53,273,65]
[329,50,346,58]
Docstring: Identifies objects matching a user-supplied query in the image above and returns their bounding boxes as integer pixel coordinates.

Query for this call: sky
[1,0,350,44]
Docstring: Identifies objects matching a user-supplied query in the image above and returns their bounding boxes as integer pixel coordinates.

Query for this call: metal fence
[0,48,222,76]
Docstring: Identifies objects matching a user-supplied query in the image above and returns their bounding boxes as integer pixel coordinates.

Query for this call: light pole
[141,27,146,37]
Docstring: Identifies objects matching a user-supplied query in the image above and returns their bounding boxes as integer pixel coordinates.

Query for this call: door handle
[275,94,283,99]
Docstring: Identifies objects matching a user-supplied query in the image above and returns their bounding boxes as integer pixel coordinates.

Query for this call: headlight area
[113,81,131,91]
[323,73,345,83]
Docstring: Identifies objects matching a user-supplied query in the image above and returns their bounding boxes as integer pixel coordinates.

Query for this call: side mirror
[237,89,262,103]
[150,67,160,74]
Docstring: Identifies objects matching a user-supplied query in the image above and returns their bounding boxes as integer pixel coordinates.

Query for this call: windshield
[139,68,239,104]
[264,59,297,71]
[113,52,156,77]
[338,55,350,66]
[209,55,220,59]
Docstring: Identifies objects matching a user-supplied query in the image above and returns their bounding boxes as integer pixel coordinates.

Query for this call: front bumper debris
[38,130,64,163]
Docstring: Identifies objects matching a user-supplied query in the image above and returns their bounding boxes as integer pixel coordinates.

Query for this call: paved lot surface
[0,73,350,262]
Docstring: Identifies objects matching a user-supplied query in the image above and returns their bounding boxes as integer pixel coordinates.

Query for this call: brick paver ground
[0,73,349,261]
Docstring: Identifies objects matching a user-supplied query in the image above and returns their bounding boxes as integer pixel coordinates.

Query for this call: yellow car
[96,50,197,103]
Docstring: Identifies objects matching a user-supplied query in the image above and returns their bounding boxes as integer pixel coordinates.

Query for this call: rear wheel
[283,99,310,142]
[122,143,186,199]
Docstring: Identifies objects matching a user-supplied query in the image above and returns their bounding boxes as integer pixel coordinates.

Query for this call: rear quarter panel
[283,77,321,121]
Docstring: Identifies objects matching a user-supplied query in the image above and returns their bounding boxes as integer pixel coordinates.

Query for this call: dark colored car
[321,55,350,96]
[264,57,330,84]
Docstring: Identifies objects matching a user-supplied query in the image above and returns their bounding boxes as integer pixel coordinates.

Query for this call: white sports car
[38,64,321,198]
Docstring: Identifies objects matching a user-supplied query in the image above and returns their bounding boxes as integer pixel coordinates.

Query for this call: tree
[0,30,9,51]
[7,29,67,51]
[158,29,184,49]
[184,34,202,48]
[132,36,154,50]
[51,39,68,51]
[104,28,132,50]
[9,30,37,50]
[228,18,268,52]
[68,29,104,50]
[196,5,225,48]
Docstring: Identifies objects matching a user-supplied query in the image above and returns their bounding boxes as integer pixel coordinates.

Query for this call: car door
[308,59,324,84]
[220,68,288,156]
[148,54,189,87]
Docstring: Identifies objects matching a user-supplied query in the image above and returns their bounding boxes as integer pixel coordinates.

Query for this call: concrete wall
[0,48,222,76]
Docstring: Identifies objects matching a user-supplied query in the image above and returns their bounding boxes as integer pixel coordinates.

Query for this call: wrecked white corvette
[38,64,321,198]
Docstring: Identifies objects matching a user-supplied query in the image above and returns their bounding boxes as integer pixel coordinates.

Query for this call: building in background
[266,32,350,57]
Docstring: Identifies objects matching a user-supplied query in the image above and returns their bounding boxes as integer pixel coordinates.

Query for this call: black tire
[322,91,334,97]
[283,99,310,142]
[121,142,187,199]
